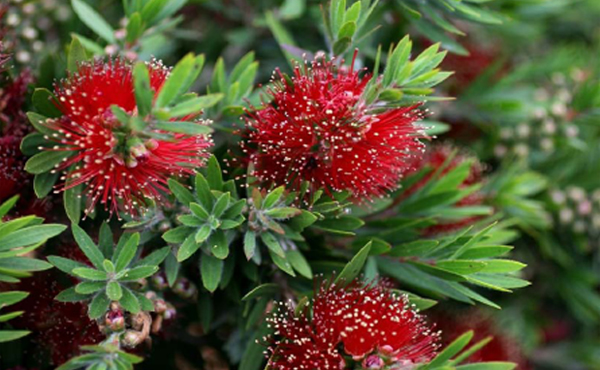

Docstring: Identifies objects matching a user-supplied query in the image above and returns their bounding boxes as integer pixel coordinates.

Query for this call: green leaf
[263,186,284,209]
[190,202,210,220]
[98,222,114,258]
[241,283,279,301]
[162,226,194,243]
[25,150,71,175]
[0,224,66,251]
[73,267,108,281]
[165,252,179,287]
[436,260,488,275]
[106,281,123,301]
[260,232,284,258]
[456,363,515,370]
[423,331,474,369]
[114,232,140,272]
[480,260,526,273]
[167,179,194,206]
[195,174,213,210]
[0,257,52,271]
[134,247,170,267]
[195,224,212,244]
[75,281,106,294]
[133,62,153,117]
[47,256,88,275]
[55,287,88,302]
[177,234,201,262]
[243,231,256,260]
[335,242,372,285]
[264,207,301,219]
[0,291,28,306]
[201,254,223,293]
[126,12,143,43]
[118,265,158,281]
[67,36,87,73]
[337,21,356,39]
[208,230,229,259]
[88,292,111,319]
[72,223,105,270]
[0,196,18,219]
[0,330,30,343]
[212,193,230,218]
[168,93,224,117]
[32,88,62,118]
[64,182,83,223]
[71,0,116,43]
[155,53,198,108]
[119,287,141,314]
[33,172,59,198]
[286,250,312,279]
[156,119,213,135]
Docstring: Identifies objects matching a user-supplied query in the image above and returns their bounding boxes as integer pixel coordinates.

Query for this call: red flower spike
[40,59,212,218]
[0,135,28,202]
[242,52,425,201]
[267,280,440,370]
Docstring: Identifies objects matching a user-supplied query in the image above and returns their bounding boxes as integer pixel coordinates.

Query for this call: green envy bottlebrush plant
[48,223,169,319]
[0,195,66,342]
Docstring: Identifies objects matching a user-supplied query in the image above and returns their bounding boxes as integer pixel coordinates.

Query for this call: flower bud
[122,330,145,348]
[362,355,384,369]
[104,309,125,332]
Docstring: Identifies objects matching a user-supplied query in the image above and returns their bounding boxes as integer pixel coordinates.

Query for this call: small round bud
[122,330,145,348]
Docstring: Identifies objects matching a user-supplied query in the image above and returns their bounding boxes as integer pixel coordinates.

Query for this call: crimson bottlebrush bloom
[266,280,440,369]
[242,53,424,200]
[39,59,212,217]
[431,309,529,368]
[0,135,28,202]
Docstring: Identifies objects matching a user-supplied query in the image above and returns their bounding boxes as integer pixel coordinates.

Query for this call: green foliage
[56,343,143,370]
[0,196,66,342]
[48,224,167,319]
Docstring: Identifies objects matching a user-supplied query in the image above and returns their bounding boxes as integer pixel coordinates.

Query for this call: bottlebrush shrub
[0,195,66,342]
[47,223,169,319]
[23,40,221,221]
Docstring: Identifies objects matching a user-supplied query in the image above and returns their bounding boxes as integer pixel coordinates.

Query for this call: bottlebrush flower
[38,59,212,218]
[0,135,28,202]
[7,270,104,366]
[241,53,425,201]
[266,279,440,369]
[431,309,528,368]
[404,144,486,235]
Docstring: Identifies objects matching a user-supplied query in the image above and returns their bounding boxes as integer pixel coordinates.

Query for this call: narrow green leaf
[71,0,116,43]
[114,232,140,272]
[201,254,223,293]
[72,223,105,269]
[88,292,111,319]
[106,281,123,301]
[335,241,372,285]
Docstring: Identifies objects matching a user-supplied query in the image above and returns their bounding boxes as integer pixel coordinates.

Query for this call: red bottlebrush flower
[0,135,29,202]
[404,144,486,235]
[242,53,424,201]
[7,271,104,366]
[39,59,212,218]
[267,279,440,369]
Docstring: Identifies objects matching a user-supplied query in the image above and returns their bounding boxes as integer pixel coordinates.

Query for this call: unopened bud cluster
[494,71,582,160]
[550,186,600,246]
